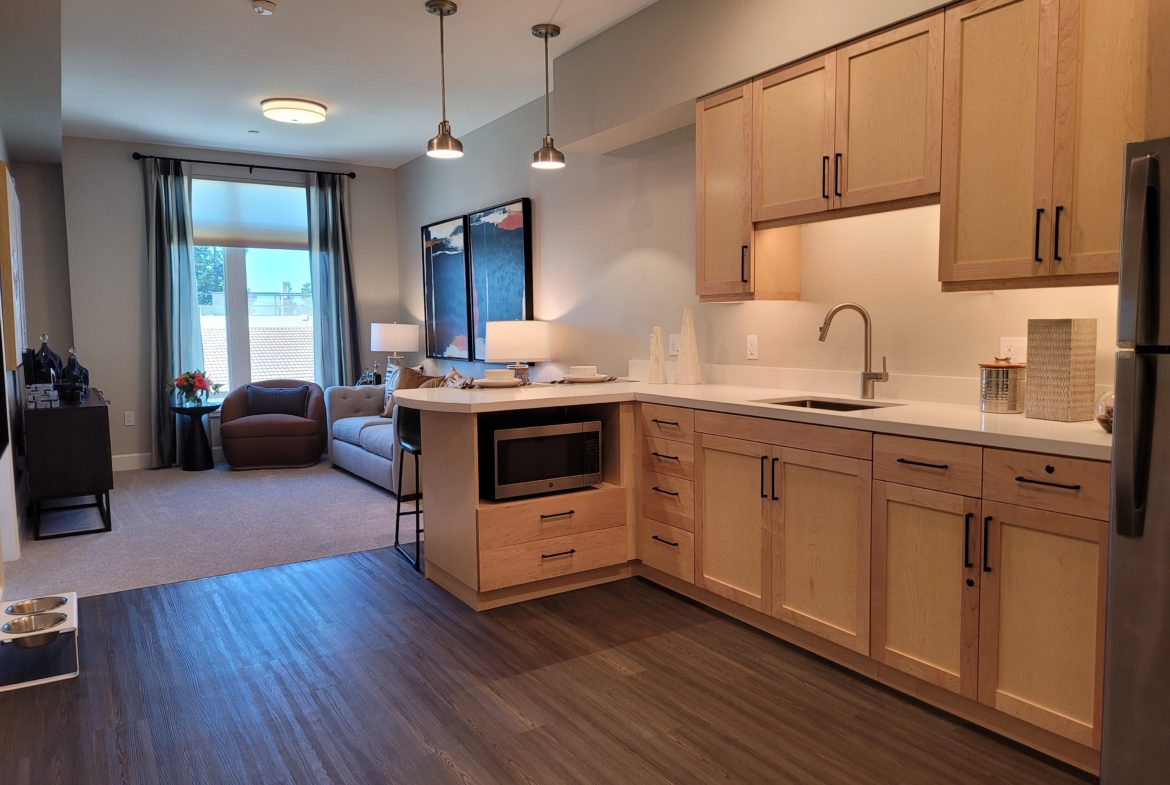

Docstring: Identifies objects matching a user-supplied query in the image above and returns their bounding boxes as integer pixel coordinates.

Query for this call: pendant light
[531,23,565,170]
[425,0,463,159]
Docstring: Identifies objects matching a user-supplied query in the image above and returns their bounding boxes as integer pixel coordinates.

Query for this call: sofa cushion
[245,384,309,417]
[332,415,393,446]
[221,413,319,439]
[382,366,443,417]
[358,424,399,460]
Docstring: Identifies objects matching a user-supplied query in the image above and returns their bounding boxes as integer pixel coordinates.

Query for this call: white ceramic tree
[648,326,667,384]
[675,308,703,384]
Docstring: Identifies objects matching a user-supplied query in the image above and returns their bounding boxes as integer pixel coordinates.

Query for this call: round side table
[171,401,221,471]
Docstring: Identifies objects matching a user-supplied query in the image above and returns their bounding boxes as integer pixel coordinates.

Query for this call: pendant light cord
[439,11,448,123]
[543,32,551,136]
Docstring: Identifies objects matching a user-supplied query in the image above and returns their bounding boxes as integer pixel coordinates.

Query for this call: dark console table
[25,394,114,539]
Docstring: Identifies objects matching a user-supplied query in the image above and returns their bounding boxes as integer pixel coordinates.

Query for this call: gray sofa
[324,385,416,495]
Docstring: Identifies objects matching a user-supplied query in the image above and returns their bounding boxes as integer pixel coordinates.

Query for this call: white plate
[563,374,610,384]
[472,378,524,388]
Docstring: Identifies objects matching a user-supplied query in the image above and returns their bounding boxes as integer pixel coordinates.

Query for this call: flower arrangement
[171,370,222,404]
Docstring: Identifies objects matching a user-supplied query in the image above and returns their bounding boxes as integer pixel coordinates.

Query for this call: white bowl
[568,365,597,378]
[484,369,516,381]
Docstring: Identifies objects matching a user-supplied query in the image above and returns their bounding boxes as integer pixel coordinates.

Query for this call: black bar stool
[394,405,423,571]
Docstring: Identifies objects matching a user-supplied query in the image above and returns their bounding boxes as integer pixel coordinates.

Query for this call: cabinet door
[872,483,980,698]
[939,0,1058,284]
[696,84,753,298]
[1049,0,1152,278]
[771,447,871,654]
[694,434,770,611]
[752,54,836,222]
[834,14,944,209]
[979,501,1106,748]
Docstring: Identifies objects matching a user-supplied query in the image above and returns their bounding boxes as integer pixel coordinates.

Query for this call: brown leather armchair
[219,379,327,469]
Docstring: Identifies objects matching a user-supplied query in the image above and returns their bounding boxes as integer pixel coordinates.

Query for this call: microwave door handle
[1118,154,1158,347]
[1113,351,1154,538]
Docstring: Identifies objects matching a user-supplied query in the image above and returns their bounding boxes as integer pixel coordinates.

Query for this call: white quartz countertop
[393,381,1113,461]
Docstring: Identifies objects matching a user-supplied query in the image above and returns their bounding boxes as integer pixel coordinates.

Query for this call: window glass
[246,249,315,383]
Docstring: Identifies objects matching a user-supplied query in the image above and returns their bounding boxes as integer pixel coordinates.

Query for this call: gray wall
[60,137,399,459]
[11,163,72,349]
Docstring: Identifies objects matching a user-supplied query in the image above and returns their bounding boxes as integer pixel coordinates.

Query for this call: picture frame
[466,198,533,360]
[421,215,473,360]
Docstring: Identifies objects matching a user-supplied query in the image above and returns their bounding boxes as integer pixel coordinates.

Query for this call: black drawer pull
[541,548,576,560]
[834,152,843,197]
[651,534,680,548]
[760,455,768,498]
[1053,205,1064,262]
[652,486,680,497]
[740,245,749,283]
[1033,207,1045,262]
[539,510,575,521]
[651,418,680,427]
[963,512,974,569]
[651,451,680,461]
[896,457,950,470]
[983,516,992,573]
[821,155,830,199]
[771,457,779,500]
[1015,476,1081,492]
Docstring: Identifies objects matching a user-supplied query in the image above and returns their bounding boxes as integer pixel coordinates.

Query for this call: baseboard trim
[112,453,151,472]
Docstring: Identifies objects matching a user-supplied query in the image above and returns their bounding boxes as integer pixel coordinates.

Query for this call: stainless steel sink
[752,396,903,412]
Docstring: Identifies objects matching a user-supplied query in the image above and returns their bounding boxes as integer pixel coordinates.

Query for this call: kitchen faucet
[818,302,889,400]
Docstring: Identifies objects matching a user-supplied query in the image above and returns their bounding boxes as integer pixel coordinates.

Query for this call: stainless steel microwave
[489,421,602,500]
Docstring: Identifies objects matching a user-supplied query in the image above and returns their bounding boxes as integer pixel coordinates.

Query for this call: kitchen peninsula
[395,380,1110,772]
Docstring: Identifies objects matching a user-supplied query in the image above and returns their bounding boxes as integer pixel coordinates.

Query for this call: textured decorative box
[1024,319,1096,422]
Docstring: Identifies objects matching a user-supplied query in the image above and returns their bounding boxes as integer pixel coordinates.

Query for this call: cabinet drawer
[640,471,695,531]
[638,518,695,583]
[694,410,872,460]
[873,435,982,496]
[640,403,695,443]
[641,436,695,481]
[479,526,627,591]
[983,449,1110,521]
[477,485,627,550]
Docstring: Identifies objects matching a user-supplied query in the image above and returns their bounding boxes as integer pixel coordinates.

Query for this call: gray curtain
[308,172,361,389]
[143,157,203,468]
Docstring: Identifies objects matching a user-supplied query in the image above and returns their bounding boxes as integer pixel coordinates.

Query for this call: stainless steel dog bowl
[2,612,69,649]
[5,596,67,616]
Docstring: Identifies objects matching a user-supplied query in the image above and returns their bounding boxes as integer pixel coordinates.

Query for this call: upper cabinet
[696,84,754,300]
[939,0,1165,289]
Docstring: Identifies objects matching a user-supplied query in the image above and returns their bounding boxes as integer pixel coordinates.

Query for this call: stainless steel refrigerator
[1102,137,1170,784]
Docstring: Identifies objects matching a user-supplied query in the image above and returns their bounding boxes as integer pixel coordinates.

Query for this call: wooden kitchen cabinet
[771,447,872,655]
[694,433,771,611]
[872,482,981,697]
[978,500,1106,748]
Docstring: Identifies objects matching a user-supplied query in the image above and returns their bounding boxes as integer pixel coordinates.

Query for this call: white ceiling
[62,0,656,169]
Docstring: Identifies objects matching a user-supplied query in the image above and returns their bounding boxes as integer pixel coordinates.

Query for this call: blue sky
[246,248,311,294]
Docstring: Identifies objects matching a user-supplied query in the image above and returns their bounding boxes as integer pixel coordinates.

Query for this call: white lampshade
[484,320,551,363]
[370,322,420,353]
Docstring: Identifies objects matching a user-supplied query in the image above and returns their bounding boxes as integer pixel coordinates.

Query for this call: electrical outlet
[999,337,1028,363]
[746,334,759,360]
[668,333,681,357]
[124,411,136,426]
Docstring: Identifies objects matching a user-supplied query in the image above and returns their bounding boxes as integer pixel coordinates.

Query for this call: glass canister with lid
[979,357,1026,414]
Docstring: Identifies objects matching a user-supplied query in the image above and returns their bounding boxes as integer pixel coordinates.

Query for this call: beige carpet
[4,462,421,599]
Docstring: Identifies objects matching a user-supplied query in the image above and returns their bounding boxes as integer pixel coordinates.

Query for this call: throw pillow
[381,366,442,417]
[245,385,309,417]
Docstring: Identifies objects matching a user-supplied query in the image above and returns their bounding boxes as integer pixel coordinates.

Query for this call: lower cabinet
[979,500,1106,749]
[637,517,695,583]
[872,482,981,697]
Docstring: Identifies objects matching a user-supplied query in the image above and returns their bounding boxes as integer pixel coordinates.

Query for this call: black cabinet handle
[651,418,679,427]
[771,457,779,500]
[539,510,574,521]
[982,516,992,573]
[541,548,576,560]
[740,245,749,283]
[759,455,768,498]
[651,534,680,548]
[651,451,680,462]
[1053,205,1064,262]
[822,155,830,199]
[896,457,950,471]
[833,152,842,197]
[1034,207,1045,262]
[652,486,680,497]
[963,512,974,569]
[1015,475,1081,491]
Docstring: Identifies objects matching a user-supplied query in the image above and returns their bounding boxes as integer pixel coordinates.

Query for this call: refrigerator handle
[1117,154,1158,347]
[1113,351,1152,538]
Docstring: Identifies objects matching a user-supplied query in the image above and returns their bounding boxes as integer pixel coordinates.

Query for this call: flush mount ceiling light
[531,23,565,170]
[260,98,327,124]
[251,0,276,15]
[425,0,464,159]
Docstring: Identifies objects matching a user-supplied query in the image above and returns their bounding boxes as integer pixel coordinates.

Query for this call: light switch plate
[999,337,1027,363]
[746,334,759,360]
[668,333,681,357]
[124,411,136,426]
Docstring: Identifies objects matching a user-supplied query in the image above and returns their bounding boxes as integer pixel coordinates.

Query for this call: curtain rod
[131,152,357,179]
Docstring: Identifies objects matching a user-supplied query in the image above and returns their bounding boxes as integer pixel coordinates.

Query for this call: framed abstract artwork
[467,198,533,360]
[421,215,472,360]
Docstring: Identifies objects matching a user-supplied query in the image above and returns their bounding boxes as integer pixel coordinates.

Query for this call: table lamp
[371,322,420,367]
[485,320,551,383]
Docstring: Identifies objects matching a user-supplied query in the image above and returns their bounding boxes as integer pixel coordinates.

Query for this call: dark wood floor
[0,549,1092,785]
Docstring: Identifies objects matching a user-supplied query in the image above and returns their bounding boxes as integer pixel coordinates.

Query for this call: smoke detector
[252,0,276,15]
